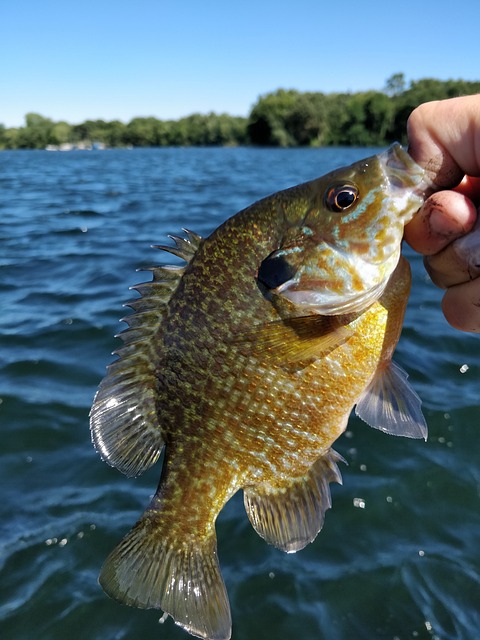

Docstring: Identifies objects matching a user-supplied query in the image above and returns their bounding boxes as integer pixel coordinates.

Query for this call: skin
[404,95,480,333]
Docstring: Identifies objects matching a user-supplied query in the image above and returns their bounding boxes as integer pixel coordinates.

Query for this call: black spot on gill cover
[257,252,297,290]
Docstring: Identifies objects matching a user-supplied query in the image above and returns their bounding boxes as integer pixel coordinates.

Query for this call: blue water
[1,147,479,640]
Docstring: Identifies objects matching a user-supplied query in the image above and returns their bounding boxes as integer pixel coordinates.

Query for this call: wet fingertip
[429,193,477,238]
[442,284,480,333]
[429,208,464,237]
[403,205,447,256]
[404,207,429,254]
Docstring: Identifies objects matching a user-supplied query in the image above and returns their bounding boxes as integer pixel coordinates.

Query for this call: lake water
[1,147,479,640]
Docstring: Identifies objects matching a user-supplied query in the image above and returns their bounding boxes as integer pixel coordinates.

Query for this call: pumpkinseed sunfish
[90,143,432,640]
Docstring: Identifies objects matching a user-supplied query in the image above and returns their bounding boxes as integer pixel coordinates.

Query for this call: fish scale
[90,143,433,640]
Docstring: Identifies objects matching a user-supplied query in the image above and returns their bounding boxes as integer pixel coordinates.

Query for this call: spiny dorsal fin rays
[90,230,203,477]
[355,360,428,440]
[233,315,353,364]
[152,228,203,262]
[99,509,232,640]
[244,449,344,553]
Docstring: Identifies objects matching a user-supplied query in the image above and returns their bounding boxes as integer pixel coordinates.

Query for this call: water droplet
[353,497,366,509]
[158,612,169,624]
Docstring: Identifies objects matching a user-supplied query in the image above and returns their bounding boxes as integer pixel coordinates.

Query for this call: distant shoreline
[2,77,479,150]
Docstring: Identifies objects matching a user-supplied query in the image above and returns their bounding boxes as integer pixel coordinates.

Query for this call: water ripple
[2,148,479,640]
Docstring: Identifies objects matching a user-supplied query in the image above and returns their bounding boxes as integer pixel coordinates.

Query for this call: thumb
[407,95,480,188]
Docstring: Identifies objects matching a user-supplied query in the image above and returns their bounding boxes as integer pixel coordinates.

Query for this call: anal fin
[100,508,231,640]
[243,450,344,553]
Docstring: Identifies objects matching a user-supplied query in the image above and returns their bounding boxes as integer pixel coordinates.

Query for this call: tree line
[2,75,479,150]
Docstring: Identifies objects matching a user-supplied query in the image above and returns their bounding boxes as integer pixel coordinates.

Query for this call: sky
[2,0,480,128]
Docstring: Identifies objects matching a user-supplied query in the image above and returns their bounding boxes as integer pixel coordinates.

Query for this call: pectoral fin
[355,360,427,440]
[233,315,352,363]
[243,450,344,553]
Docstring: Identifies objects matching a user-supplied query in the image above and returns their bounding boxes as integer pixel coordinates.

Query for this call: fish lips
[379,142,435,201]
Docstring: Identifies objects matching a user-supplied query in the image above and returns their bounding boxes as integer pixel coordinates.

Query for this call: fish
[90,143,432,640]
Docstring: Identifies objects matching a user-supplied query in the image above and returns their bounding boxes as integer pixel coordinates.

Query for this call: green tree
[322,93,351,145]
[17,112,55,148]
[101,120,127,146]
[384,72,406,97]
[70,119,122,145]
[2,78,480,150]
[248,89,301,146]
[0,124,6,149]
[283,92,328,146]
[324,92,393,146]
[25,113,53,129]
[207,114,247,146]
[387,78,480,142]
[125,117,169,146]
[50,121,72,145]
[362,92,395,143]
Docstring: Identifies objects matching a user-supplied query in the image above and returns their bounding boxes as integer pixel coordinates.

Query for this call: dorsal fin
[152,228,202,262]
[90,229,203,477]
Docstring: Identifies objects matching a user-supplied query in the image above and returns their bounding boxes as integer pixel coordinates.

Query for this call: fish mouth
[378,142,435,201]
[275,144,432,316]
[277,273,393,315]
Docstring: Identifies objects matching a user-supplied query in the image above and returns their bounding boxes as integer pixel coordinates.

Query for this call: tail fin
[100,509,232,640]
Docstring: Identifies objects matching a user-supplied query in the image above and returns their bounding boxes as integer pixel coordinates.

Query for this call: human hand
[404,95,480,333]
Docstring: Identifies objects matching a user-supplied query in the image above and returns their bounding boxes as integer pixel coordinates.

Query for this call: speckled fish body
[90,144,431,640]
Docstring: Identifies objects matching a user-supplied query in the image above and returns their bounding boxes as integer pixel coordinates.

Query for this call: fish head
[258,143,432,315]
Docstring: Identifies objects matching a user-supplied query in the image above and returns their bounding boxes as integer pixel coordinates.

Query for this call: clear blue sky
[2,0,479,128]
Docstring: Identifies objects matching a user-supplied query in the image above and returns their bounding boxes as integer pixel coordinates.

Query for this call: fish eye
[325,184,359,212]
[257,252,296,290]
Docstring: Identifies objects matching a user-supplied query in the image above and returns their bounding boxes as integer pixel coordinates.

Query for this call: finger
[404,190,477,255]
[442,279,480,333]
[425,246,479,292]
[453,175,480,203]
[407,96,480,188]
